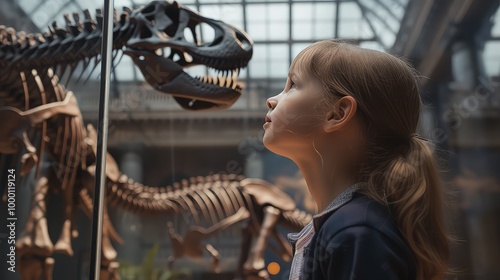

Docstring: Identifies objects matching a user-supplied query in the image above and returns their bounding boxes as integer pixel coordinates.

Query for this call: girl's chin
[263,139,288,157]
[262,136,276,152]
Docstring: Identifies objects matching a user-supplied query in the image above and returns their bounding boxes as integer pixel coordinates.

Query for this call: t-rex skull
[124,1,253,110]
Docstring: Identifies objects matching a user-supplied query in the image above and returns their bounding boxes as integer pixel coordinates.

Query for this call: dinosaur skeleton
[0,1,311,279]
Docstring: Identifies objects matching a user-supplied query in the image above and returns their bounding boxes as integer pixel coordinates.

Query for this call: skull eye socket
[199,23,215,45]
[180,23,216,46]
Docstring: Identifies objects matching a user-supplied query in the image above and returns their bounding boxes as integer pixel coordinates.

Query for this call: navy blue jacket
[300,193,417,279]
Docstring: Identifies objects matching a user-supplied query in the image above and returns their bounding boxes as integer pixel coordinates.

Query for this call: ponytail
[362,136,449,280]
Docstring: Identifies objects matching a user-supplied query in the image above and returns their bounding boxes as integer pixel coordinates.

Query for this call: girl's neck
[294,156,357,213]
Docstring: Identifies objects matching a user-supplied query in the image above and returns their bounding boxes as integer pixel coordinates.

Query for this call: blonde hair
[291,40,449,279]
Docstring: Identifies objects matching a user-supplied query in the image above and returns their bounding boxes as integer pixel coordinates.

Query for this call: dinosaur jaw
[125,47,244,110]
[156,45,246,93]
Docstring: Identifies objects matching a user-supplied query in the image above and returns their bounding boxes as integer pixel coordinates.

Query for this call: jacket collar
[312,182,366,231]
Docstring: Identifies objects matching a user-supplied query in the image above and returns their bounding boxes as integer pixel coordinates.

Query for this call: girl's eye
[289,80,296,89]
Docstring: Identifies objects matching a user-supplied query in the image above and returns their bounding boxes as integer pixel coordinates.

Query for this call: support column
[448,40,500,280]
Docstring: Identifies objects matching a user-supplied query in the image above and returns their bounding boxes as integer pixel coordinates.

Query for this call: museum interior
[0,0,499,279]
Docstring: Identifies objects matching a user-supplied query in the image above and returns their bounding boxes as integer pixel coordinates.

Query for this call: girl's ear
[323,96,358,132]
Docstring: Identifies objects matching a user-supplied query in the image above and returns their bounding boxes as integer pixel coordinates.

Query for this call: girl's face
[263,65,328,157]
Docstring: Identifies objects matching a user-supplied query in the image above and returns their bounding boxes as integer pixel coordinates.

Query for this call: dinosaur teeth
[219,76,224,87]
[196,73,240,90]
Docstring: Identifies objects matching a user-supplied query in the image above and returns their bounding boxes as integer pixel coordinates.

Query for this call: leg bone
[17,176,54,258]
[243,206,281,278]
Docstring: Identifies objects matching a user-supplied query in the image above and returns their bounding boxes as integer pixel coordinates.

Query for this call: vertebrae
[103,172,312,232]
[0,7,134,73]
[106,173,250,218]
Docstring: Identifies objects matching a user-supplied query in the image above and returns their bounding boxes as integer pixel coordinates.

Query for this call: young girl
[263,40,449,280]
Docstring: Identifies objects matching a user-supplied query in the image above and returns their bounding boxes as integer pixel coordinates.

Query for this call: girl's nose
[266,97,277,110]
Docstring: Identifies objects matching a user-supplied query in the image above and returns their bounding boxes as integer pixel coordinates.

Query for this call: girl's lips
[264,115,271,129]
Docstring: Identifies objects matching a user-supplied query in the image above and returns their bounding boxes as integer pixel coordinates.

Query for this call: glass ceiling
[14,0,411,89]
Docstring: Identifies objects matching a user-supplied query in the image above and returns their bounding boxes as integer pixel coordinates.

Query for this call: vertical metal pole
[90,0,114,279]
